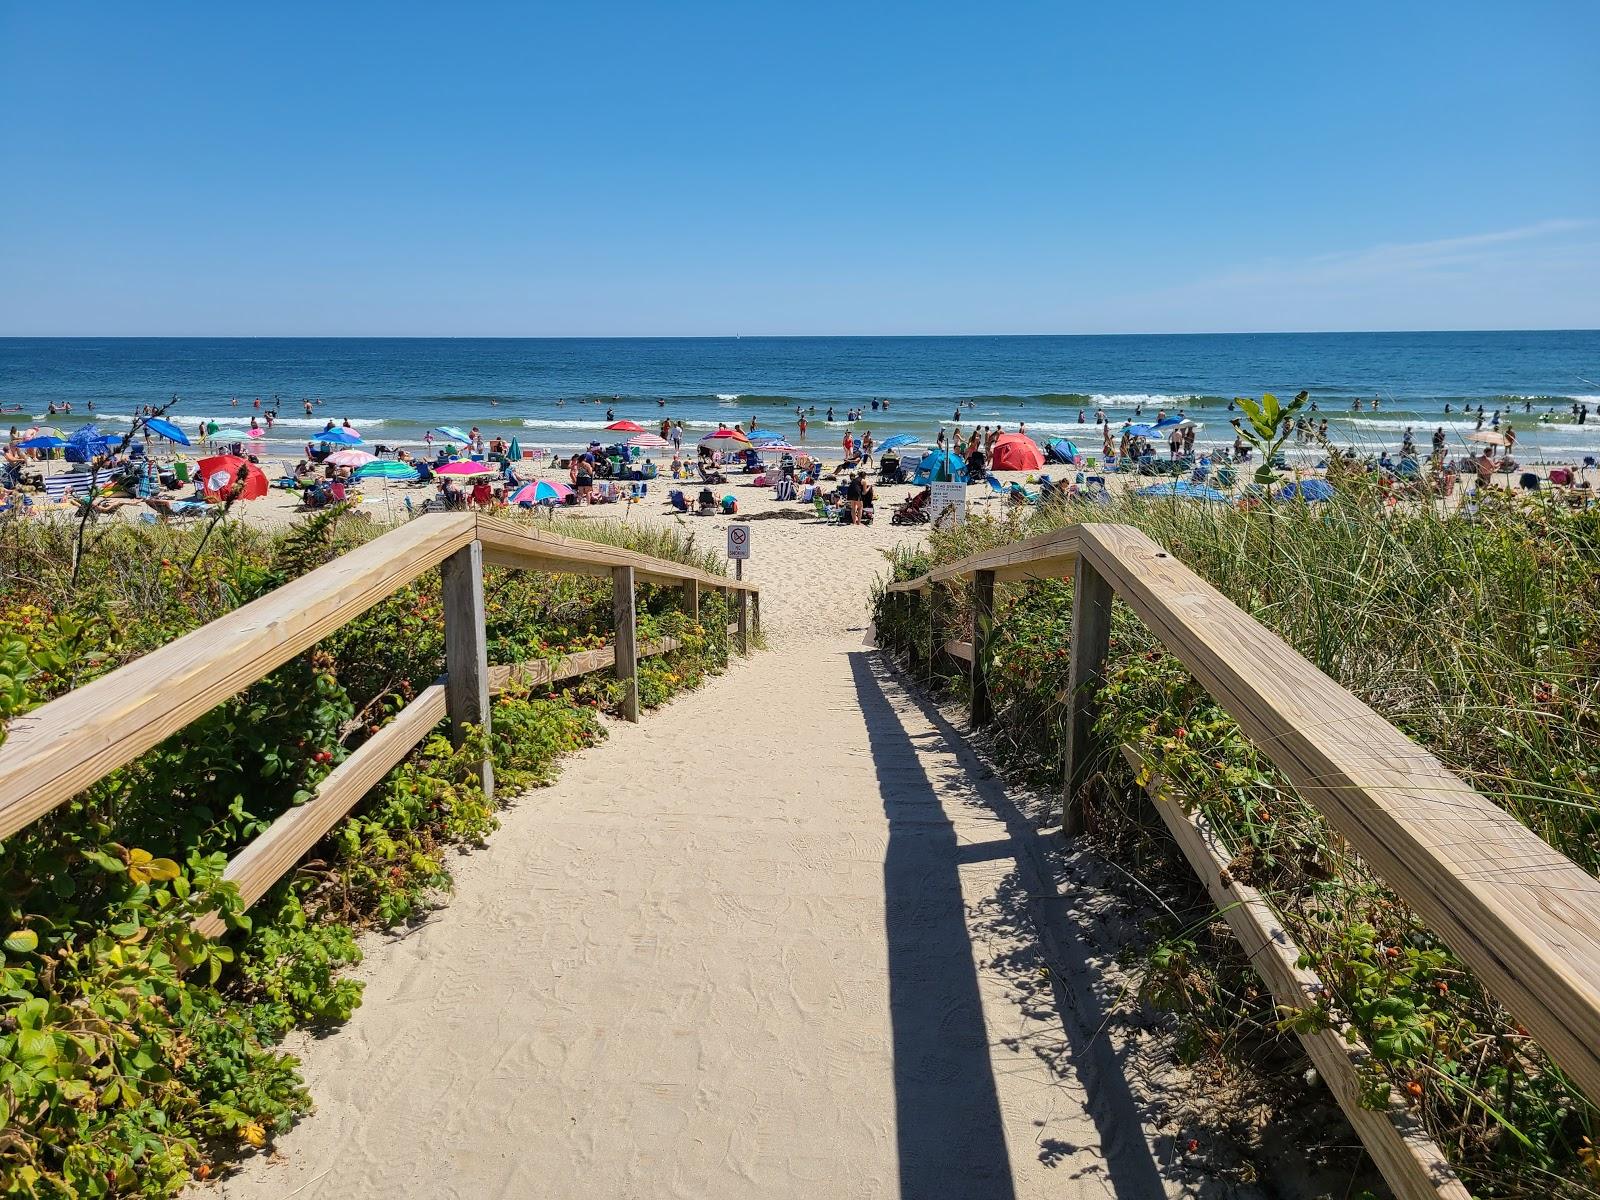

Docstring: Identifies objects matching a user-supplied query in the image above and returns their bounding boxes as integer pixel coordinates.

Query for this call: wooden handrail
[882,520,1600,1114]
[0,511,756,921]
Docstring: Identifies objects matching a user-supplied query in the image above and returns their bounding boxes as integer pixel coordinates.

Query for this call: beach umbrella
[698,429,752,447]
[1153,415,1195,429]
[605,419,646,433]
[1467,430,1508,446]
[755,440,798,452]
[354,460,418,480]
[627,433,670,449]
[209,428,253,442]
[510,480,573,505]
[143,416,191,445]
[325,449,376,468]
[196,454,269,501]
[876,434,920,452]
[1276,478,1336,503]
[18,435,66,450]
[1136,480,1230,503]
[989,432,1045,472]
[1123,423,1161,439]
[508,437,522,461]
[435,460,495,477]
[315,427,364,446]
[432,426,471,443]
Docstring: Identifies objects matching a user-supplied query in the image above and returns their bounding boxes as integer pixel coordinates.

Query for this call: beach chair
[1008,482,1038,505]
[668,489,689,513]
[813,495,841,522]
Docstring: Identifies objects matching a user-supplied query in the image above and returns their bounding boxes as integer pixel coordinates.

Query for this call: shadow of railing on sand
[848,649,1170,1200]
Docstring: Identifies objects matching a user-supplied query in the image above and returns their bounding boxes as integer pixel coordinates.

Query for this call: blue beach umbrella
[1123,423,1162,439]
[315,427,364,446]
[1153,415,1194,429]
[1046,438,1081,462]
[18,435,66,450]
[432,426,471,443]
[1136,480,1231,503]
[143,416,191,445]
[355,460,419,481]
[876,434,920,452]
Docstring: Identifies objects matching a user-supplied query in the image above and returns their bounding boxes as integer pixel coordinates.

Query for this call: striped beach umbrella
[626,433,670,448]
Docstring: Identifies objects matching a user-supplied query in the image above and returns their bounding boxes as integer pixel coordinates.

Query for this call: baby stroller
[891,487,931,524]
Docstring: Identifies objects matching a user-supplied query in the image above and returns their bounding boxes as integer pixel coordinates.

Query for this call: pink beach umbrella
[435,460,496,477]
[626,433,670,449]
[324,449,376,467]
[509,480,573,505]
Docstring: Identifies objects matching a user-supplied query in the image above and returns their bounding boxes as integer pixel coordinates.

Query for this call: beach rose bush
[0,506,734,1197]
[873,486,1600,1197]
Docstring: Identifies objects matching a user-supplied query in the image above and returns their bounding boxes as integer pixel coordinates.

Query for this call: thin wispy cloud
[1199,219,1595,292]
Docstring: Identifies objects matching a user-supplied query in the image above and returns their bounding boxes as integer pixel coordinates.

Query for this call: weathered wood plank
[942,639,974,664]
[735,588,749,655]
[474,513,757,592]
[442,541,493,800]
[612,565,639,722]
[0,512,478,841]
[1063,555,1113,835]
[1079,522,1600,1104]
[1123,746,1469,1200]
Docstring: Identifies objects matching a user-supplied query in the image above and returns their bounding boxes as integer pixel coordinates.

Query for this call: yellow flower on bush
[125,848,181,886]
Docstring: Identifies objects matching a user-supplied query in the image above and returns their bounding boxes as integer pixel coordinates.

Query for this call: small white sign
[726,523,752,560]
[930,480,966,530]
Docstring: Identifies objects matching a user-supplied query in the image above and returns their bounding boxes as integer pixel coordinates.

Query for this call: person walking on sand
[797,415,808,441]
[861,429,874,465]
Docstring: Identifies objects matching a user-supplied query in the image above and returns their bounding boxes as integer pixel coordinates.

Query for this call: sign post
[726,522,751,581]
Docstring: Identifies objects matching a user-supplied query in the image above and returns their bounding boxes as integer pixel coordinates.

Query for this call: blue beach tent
[1276,478,1336,502]
[912,449,968,485]
[65,424,114,463]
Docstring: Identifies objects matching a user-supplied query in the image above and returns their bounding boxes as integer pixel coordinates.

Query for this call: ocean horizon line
[4,327,1599,342]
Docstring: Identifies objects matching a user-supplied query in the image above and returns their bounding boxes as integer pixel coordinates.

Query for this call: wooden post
[751,591,761,638]
[1063,557,1113,835]
[970,569,996,727]
[612,565,639,722]
[735,588,749,655]
[441,542,493,801]
[681,578,700,623]
[925,583,943,683]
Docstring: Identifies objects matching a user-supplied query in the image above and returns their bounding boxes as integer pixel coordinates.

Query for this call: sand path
[216,512,1179,1199]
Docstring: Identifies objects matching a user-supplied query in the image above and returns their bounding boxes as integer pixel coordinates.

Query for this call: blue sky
[1,1,1596,335]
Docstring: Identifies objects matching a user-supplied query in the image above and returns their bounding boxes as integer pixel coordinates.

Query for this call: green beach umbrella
[509,437,522,461]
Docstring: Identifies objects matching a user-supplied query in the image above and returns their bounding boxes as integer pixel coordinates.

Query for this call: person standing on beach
[861,430,874,465]
[1503,424,1517,458]
[797,415,807,441]
[672,421,684,450]
[936,428,946,450]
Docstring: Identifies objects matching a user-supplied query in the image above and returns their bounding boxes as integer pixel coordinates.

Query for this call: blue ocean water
[2,332,1598,460]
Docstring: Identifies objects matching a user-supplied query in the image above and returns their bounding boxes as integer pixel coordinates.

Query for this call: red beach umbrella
[605,420,646,433]
[196,454,269,501]
[989,432,1045,472]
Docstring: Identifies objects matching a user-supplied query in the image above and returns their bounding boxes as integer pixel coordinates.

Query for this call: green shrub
[0,508,735,1196]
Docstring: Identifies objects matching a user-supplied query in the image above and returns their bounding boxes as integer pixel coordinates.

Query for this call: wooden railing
[0,512,759,937]
[883,522,1600,1200]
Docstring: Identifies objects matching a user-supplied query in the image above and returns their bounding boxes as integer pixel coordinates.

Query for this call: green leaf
[3,929,38,954]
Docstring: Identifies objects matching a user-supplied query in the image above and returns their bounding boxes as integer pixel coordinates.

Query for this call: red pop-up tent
[989,433,1044,471]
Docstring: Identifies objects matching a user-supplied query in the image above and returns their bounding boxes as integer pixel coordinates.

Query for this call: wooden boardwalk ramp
[217,628,1180,1200]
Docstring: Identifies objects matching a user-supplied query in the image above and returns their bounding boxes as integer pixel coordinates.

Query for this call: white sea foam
[715,393,741,402]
